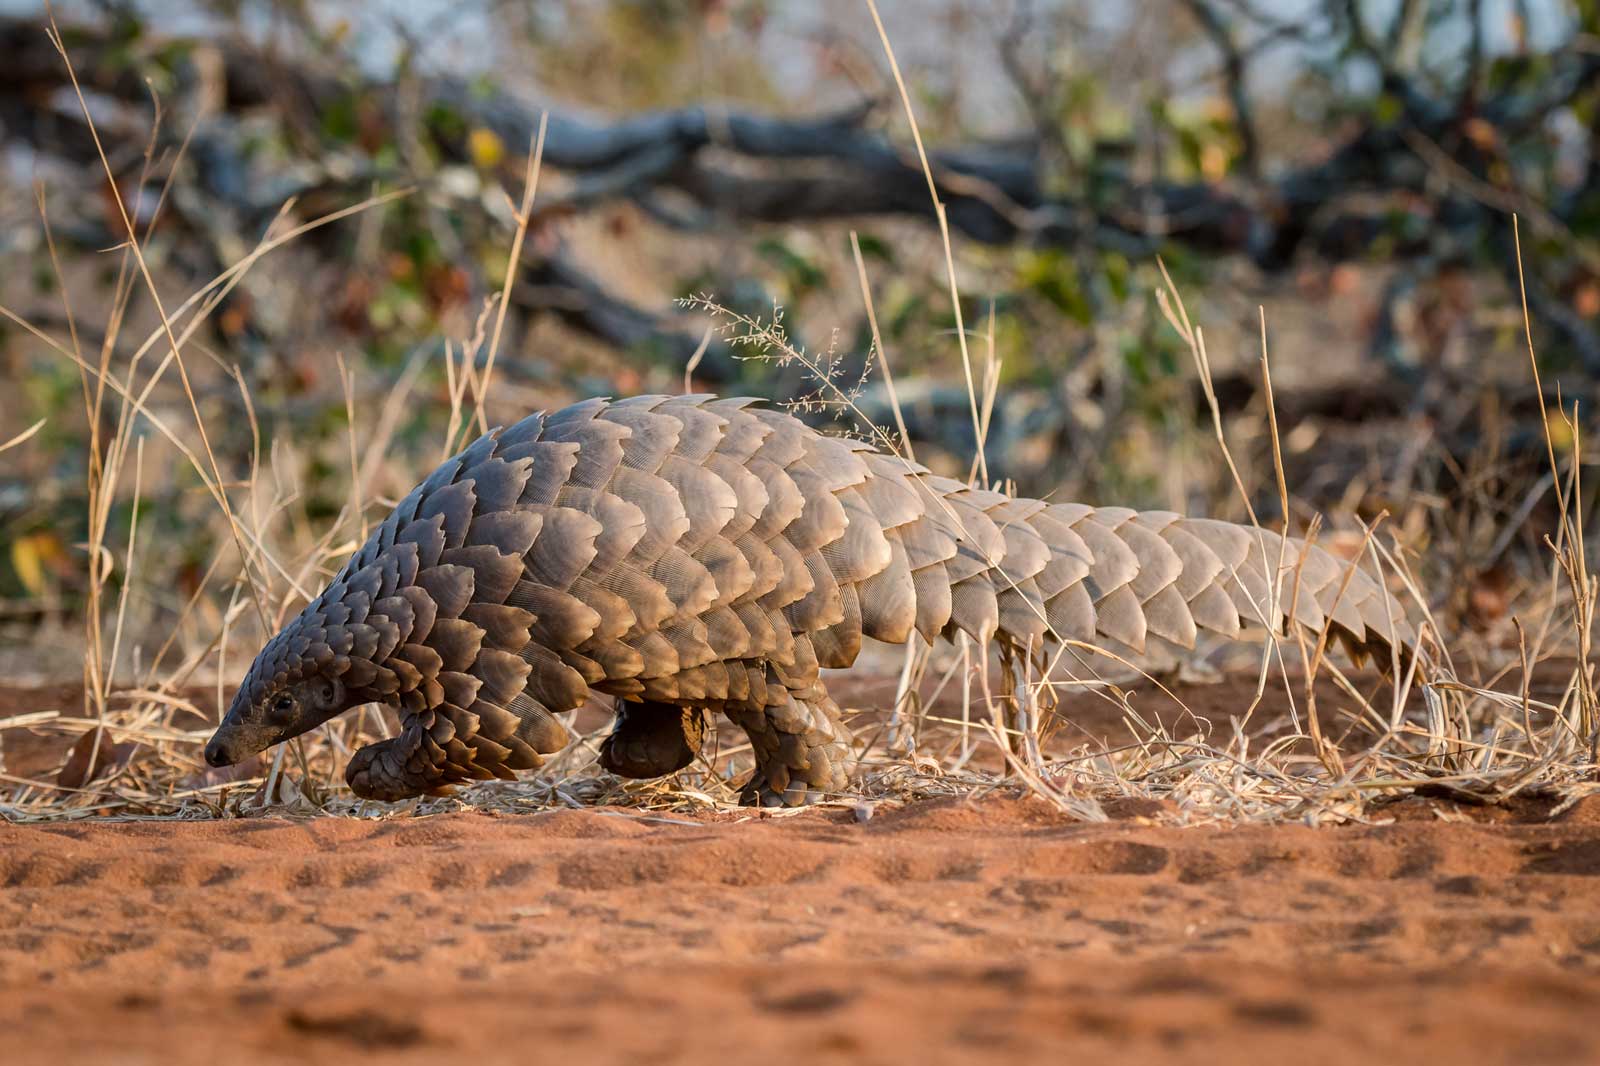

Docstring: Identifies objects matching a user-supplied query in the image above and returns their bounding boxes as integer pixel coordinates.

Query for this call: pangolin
[204,394,1414,806]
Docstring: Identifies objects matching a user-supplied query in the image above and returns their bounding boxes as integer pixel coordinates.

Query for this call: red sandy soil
[2,678,1599,1064]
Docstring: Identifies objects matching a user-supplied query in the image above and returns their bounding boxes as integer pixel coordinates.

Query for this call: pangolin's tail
[822,452,1418,672]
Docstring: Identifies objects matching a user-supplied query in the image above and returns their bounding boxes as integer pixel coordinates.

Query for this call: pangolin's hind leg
[730,684,854,808]
[599,699,708,779]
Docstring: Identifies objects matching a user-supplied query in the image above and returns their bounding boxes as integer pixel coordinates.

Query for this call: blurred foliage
[3,0,1600,639]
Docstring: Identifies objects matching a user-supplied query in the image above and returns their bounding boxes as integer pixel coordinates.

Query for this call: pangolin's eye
[320,682,336,704]
[273,694,294,714]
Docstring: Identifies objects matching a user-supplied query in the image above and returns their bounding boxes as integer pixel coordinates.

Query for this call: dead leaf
[1467,565,1511,630]
[57,728,139,790]
[468,126,505,169]
[11,530,69,599]
[1462,117,1500,152]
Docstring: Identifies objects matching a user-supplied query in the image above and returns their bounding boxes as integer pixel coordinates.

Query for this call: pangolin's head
[204,537,422,770]
[204,612,371,769]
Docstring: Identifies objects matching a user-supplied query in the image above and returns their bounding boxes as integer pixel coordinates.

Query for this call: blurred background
[1,0,1597,685]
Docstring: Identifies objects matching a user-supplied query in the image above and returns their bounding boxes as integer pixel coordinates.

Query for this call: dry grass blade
[476,111,549,434]
[0,419,47,454]
[849,231,913,459]
[863,0,986,484]
[45,18,270,633]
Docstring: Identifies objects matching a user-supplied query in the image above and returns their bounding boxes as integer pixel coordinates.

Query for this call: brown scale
[205,395,1421,808]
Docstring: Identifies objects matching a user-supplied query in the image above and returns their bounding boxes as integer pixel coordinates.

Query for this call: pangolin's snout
[203,736,232,767]
[203,723,246,768]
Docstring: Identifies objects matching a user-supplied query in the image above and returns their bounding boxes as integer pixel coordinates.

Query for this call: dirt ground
[3,677,1599,1065]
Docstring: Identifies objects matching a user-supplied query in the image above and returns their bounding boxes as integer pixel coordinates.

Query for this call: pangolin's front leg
[344,708,553,801]
[599,700,708,779]
[730,685,853,808]
[345,718,449,801]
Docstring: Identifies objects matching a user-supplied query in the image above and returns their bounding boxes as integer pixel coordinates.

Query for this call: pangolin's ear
[311,675,345,713]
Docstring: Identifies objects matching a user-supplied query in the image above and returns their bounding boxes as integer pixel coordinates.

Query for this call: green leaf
[851,233,895,266]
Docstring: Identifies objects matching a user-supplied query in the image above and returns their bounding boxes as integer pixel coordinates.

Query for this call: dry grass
[1,10,1596,826]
